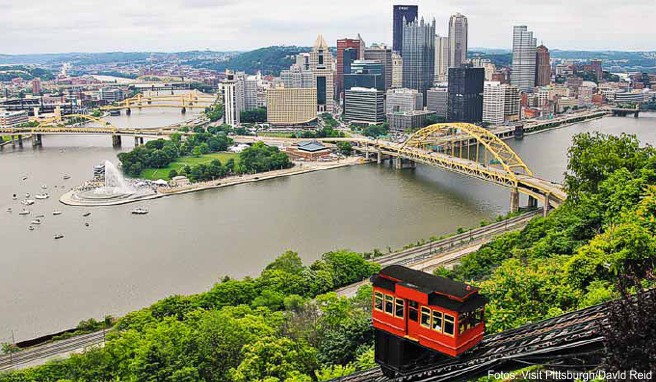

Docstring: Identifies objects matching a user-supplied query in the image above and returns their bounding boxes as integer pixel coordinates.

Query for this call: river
[0,111,654,342]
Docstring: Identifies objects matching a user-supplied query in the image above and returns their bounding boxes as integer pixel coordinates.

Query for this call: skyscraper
[309,34,334,113]
[364,45,393,90]
[535,45,551,86]
[447,66,484,123]
[391,52,403,88]
[402,17,436,99]
[590,59,603,82]
[219,70,244,126]
[434,35,449,82]
[344,60,385,91]
[336,37,364,100]
[483,81,505,125]
[511,26,537,91]
[448,13,468,68]
[393,5,418,54]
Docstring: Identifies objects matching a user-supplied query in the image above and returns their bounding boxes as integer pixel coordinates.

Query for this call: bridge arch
[37,114,118,131]
[400,123,533,186]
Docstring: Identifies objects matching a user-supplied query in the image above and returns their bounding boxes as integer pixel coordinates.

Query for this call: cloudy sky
[1,0,653,54]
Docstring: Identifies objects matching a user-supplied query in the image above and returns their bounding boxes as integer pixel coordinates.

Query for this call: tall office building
[392,52,403,88]
[448,13,468,68]
[309,34,334,113]
[364,45,393,90]
[434,35,449,82]
[503,84,520,120]
[402,17,436,99]
[244,74,260,111]
[386,88,423,114]
[266,87,317,126]
[344,60,385,91]
[590,59,603,82]
[31,78,41,95]
[219,70,244,126]
[511,26,537,91]
[344,87,385,124]
[447,66,484,123]
[336,38,364,99]
[393,5,418,54]
[280,66,315,89]
[427,87,448,118]
[535,45,551,86]
[483,81,505,125]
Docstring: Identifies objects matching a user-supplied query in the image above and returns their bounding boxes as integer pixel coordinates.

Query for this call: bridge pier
[32,134,42,147]
[17,135,23,147]
[510,188,520,213]
[126,108,131,116]
[112,135,122,148]
[528,195,538,209]
[181,107,187,114]
[543,193,551,217]
[377,150,382,164]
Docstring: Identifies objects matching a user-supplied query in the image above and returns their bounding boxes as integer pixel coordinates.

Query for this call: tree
[168,169,178,179]
[336,142,352,156]
[230,337,318,382]
[192,146,202,157]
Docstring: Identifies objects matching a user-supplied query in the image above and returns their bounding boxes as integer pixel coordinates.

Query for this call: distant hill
[190,46,311,76]
[0,51,238,66]
[469,51,513,67]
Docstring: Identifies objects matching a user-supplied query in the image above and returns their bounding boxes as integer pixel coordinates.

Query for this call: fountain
[60,160,158,206]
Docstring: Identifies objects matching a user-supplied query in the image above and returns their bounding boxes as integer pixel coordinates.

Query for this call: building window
[374,292,383,311]
[432,310,443,332]
[420,307,431,328]
[444,314,455,336]
[395,298,405,318]
[385,295,394,315]
[408,300,418,321]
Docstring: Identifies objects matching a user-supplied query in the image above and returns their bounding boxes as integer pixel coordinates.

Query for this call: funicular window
[384,295,394,315]
[444,314,455,336]
[374,292,383,311]
[395,298,405,318]
[458,309,484,334]
[408,300,418,321]
[432,310,443,332]
[420,307,431,328]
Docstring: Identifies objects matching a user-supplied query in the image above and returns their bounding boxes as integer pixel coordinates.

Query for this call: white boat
[25,193,31,198]
[28,226,35,231]
[131,207,149,215]
[63,174,71,180]
[53,210,62,216]
[21,176,27,181]
[41,185,48,189]
[35,193,50,200]
[18,209,30,216]
[21,199,35,206]
[31,219,41,225]
[7,208,12,213]
[54,234,64,239]
[35,214,44,218]
[12,194,17,200]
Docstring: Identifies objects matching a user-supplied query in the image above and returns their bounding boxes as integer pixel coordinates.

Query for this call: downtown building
[483,81,505,125]
[364,44,393,90]
[402,17,436,100]
[392,5,418,54]
[309,34,335,113]
[426,87,448,118]
[511,26,537,91]
[219,70,245,126]
[535,45,551,86]
[391,52,403,88]
[386,88,423,114]
[434,35,449,83]
[448,13,468,68]
[336,37,365,100]
[344,87,385,124]
[344,60,385,92]
[447,66,484,123]
[266,87,317,126]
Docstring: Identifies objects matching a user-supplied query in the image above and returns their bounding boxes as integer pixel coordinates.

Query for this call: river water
[0,111,654,342]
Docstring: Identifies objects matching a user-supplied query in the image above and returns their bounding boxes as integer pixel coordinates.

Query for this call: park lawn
[140,152,240,181]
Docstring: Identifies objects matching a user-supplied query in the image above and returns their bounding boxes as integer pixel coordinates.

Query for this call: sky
[0,0,654,54]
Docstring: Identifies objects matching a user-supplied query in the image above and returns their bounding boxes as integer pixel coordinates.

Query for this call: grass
[139,152,239,181]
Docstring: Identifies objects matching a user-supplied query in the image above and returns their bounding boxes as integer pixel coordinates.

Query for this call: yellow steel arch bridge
[355,123,566,213]
[100,90,219,111]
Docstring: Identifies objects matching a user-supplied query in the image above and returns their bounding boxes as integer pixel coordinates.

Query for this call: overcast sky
[1,0,653,54]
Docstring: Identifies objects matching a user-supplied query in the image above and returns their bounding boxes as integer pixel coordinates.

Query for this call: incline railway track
[331,303,608,382]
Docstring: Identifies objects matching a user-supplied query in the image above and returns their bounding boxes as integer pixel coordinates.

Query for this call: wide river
[1,110,655,342]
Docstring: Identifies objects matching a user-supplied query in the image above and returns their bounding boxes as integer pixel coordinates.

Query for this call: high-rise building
[402,17,436,99]
[344,60,385,91]
[393,5,418,54]
[219,70,244,126]
[244,74,260,111]
[535,45,551,86]
[280,66,315,89]
[511,26,537,91]
[392,52,403,88]
[447,66,484,123]
[266,87,317,126]
[590,59,603,83]
[426,87,448,118]
[434,35,449,83]
[31,78,41,95]
[483,81,505,125]
[309,34,335,113]
[448,13,468,68]
[386,88,423,114]
[336,38,364,99]
[365,45,393,90]
[471,57,496,81]
[344,87,385,124]
[503,84,520,120]
[387,110,435,133]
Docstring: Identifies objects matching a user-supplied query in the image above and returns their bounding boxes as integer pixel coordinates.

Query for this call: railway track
[330,302,608,382]
[0,331,105,371]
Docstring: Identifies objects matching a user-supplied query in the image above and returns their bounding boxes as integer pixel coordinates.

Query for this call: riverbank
[59,156,365,206]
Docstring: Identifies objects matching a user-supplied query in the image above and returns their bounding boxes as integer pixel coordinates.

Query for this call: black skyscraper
[393,5,418,54]
[447,66,484,123]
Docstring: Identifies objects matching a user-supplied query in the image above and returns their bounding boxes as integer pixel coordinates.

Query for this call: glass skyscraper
[393,5,418,54]
[511,26,537,91]
[401,17,435,100]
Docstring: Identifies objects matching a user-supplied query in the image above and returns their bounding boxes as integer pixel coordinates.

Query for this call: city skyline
[1,0,655,55]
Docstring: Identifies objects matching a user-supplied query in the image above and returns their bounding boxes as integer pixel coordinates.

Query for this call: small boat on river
[131,207,149,215]
[18,209,30,216]
[35,193,50,200]
[54,234,64,239]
